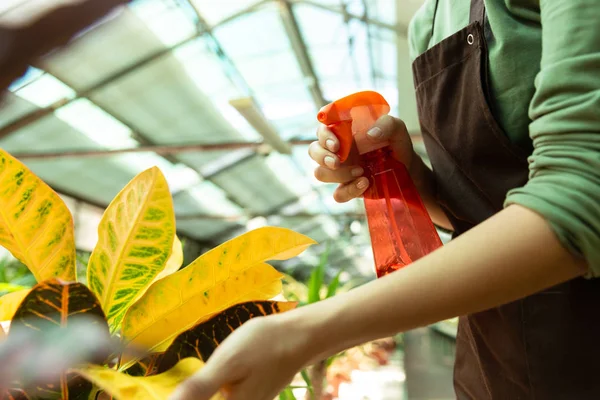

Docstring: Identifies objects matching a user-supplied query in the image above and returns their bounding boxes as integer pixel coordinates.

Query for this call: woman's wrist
[275,299,347,367]
[407,153,454,230]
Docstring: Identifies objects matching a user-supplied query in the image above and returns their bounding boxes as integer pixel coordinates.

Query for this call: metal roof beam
[9,135,423,160]
[277,0,327,108]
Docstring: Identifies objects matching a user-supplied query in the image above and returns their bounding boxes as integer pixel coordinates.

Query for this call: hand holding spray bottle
[317,91,442,277]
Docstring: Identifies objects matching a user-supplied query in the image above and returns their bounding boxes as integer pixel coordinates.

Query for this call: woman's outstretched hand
[169,315,311,400]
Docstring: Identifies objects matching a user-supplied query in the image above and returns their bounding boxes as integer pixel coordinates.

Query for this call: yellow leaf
[154,235,183,283]
[0,289,30,321]
[87,167,176,332]
[74,357,223,400]
[121,227,315,360]
[0,149,76,282]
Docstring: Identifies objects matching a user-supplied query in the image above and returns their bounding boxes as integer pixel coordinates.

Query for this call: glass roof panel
[54,98,138,149]
[367,0,397,26]
[190,0,264,26]
[213,4,315,127]
[172,38,260,141]
[264,152,312,197]
[8,67,44,92]
[0,93,38,129]
[176,219,239,241]
[186,180,244,216]
[14,73,76,107]
[129,0,196,46]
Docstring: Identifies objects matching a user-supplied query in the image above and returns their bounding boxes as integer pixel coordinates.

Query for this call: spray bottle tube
[317,91,442,278]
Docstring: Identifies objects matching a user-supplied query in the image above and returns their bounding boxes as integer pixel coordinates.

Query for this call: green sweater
[408,0,600,277]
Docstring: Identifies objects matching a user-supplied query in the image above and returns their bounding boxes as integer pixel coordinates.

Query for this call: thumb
[366,115,414,165]
[366,115,409,144]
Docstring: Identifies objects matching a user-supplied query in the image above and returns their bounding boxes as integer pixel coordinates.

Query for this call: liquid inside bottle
[361,147,443,278]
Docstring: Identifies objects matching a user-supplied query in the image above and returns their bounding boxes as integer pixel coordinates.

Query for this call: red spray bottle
[317,91,442,278]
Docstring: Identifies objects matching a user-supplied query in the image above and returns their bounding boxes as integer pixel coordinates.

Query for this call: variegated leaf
[6,279,109,399]
[130,235,184,307]
[0,149,76,282]
[120,227,315,368]
[87,167,175,332]
[153,235,183,283]
[157,301,297,373]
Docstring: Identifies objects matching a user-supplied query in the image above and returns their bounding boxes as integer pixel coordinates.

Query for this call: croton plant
[0,148,315,399]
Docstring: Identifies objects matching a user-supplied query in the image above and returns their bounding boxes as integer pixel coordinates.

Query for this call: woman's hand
[308,115,418,203]
[169,315,311,400]
[309,115,453,229]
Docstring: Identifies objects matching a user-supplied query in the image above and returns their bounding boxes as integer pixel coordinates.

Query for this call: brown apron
[412,0,600,398]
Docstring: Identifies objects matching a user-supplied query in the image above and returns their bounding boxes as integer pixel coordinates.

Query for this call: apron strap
[469,0,486,24]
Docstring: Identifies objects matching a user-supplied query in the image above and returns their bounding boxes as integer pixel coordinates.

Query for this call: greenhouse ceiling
[0,0,430,277]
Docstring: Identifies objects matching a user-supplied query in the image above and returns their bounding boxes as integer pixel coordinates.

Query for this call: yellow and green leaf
[130,235,184,308]
[7,279,109,399]
[87,167,175,332]
[153,235,183,283]
[74,357,223,400]
[0,289,31,321]
[0,282,30,294]
[121,227,315,365]
[157,301,296,373]
[0,149,76,282]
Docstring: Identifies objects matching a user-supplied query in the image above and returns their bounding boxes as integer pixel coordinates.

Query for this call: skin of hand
[170,204,586,400]
[308,115,453,230]
[169,317,308,400]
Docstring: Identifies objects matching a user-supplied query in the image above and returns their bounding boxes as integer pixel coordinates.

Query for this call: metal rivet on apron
[467,33,475,45]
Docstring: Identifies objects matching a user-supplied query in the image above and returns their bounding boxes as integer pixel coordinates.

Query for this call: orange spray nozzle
[317,91,390,162]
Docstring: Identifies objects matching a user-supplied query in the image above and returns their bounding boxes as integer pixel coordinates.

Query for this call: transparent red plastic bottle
[317,91,442,278]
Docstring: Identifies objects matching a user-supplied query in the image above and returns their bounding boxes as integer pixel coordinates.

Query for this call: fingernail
[367,127,383,139]
[324,156,336,168]
[351,167,364,177]
[357,178,368,190]
[326,139,336,151]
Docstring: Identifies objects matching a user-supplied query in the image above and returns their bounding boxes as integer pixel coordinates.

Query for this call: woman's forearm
[409,156,453,231]
[281,204,585,365]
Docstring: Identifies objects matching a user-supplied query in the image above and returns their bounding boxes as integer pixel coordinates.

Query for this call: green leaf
[0,282,30,294]
[87,167,176,333]
[307,243,330,304]
[156,301,297,373]
[300,369,314,398]
[279,387,297,400]
[326,271,342,299]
